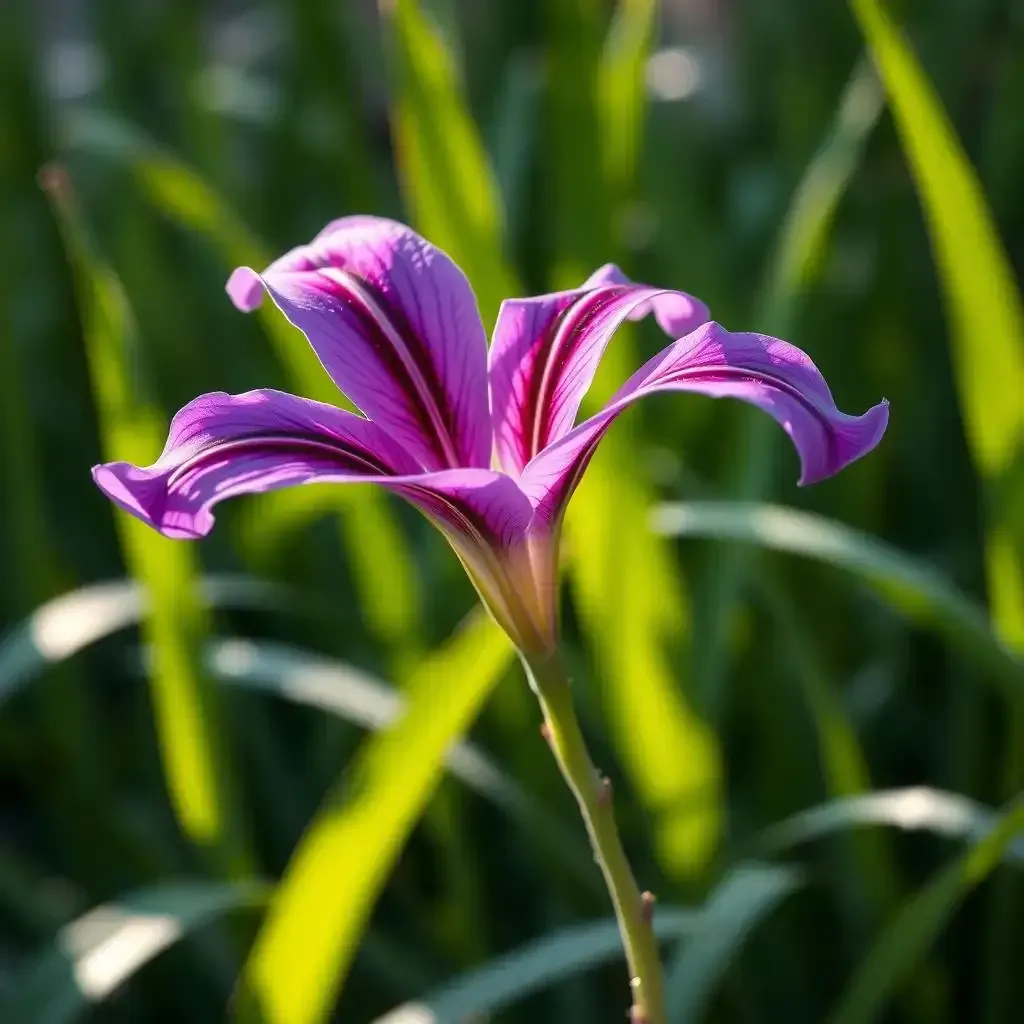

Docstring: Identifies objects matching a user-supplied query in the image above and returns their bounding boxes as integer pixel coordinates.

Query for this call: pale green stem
[522,651,666,1024]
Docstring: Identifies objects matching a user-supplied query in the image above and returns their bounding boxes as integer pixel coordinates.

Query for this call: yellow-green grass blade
[651,501,1023,699]
[847,0,1024,655]
[599,0,658,205]
[552,0,721,878]
[3,880,267,1024]
[828,797,1024,1024]
[693,57,885,719]
[848,0,1024,495]
[233,612,514,1024]
[848,5,1024,1015]
[64,112,422,657]
[43,168,252,877]
[380,0,519,326]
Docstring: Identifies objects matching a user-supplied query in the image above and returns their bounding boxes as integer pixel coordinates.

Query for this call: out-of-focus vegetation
[1,0,1023,1021]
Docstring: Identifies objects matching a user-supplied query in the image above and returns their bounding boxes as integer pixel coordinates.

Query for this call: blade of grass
[201,637,593,882]
[0,576,289,707]
[63,112,422,657]
[556,0,721,880]
[599,0,658,207]
[2,880,267,1024]
[232,611,513,1024]
[846,5,1024,1015]
[692,57,885,720]
[380,0,519,327]
[42,168,252,877]
[828,797,1024,1024]
[756,787,1023,864]
[663,864,803,1023]
[651,501,1023,700]
[373,907,699,1024]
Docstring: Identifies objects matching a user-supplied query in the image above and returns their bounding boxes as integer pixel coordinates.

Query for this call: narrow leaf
[664,864,802,1023]
[757,787,1024,866]
[3,881,266,1024]
[234,612,514,1024]
[43,168,251,876]
[652,502,1023,699]
[204,637,592,880]
[828,799,1024,1024]
[374,908,699,1024]
[380,0,519,325]
[0,577,288,707]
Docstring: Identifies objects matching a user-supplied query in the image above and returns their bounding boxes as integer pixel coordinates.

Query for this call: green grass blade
[757,788,1022,865]
[846,8,1024,1012]
[571,471,722,876]
[692,57,885,719]
[828,798,1024,1024]
[651,502,1023,699]
[376,908,699,1024]
[233,612,513,1024]
[203,637,592,880]
[380,0,519,326]
[550,0,721,879]
[0,576,289,707]
[848,0,1024,492]
[43,169,252,876]
[64,111,422,656]
[2,880,267,1024]
[599,0,658,205]
[664,864,803,1023]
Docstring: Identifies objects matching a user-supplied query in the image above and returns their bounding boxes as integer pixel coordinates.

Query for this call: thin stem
[523,651,665,1024]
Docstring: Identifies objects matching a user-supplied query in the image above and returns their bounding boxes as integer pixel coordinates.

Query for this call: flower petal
[227,217,492,471]
[519,321,890,525]
[488,265,709,475]
[92,390,532,556]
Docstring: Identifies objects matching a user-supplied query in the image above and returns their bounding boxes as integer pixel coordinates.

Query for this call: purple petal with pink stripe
[92,389,532,555]
[226,217,491,472]
[519,321,889,526]
[488,265,708,475]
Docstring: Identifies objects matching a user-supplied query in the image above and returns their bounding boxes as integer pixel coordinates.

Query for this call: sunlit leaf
[2,881,266,1024]
[845,12,1024,1010]
[757,787,1024,865]
[664,864,802,1023]
[380,0,518,325]
[828,798,1024,1024]
[652,502,1023,698]
[234,612,514,1024]
[373,908,699,1024]
[203,637,591,880]
[43,169,251,875]
[0,576,288,707]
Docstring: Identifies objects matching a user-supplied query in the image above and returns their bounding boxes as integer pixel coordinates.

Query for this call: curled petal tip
[226,267,264,312]
[92,462,148,520]
[796,397,890,487]
[92,460,209,539]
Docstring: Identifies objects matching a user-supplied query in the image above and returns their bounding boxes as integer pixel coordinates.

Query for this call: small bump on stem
[598,775,613,806]
[640,891,656,925]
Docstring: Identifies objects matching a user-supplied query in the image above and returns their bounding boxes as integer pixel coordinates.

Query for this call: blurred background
[2,0,1024,1021]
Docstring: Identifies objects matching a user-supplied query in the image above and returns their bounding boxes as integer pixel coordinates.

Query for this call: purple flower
[93,216,888,654]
